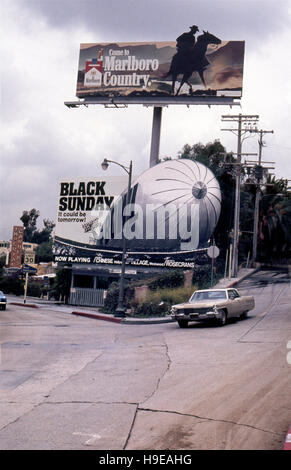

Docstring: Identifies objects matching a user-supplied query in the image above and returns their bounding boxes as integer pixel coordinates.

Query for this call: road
[0,268,290,450]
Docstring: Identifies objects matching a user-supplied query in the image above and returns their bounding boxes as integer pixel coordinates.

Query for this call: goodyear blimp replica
[99,159,221,253]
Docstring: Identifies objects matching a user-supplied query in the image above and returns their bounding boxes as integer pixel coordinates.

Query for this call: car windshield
[190,290,227,302]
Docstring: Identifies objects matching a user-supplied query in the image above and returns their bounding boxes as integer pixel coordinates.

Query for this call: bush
[27,283,43,298]
[192,265,212,288]
[0,276,24,296]
[133,285,196,317]
[103,281,134,315]
[103,282,120,314]
[146,285,195,306]
[52,267,72,303]
[148,270,185,291]
[133,301,168,317]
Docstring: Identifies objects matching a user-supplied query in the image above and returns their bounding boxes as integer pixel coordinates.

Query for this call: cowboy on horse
[165,28,221,95]
[176,25,199,52]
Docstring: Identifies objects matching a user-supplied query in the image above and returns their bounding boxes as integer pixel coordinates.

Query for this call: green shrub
[146,285,195,306]
[0,276,24,296]
[133,301,168,317]
[27,283,43,298]
[148,270,185,291]
[103,282,120,314]
[192,265,211,288]
[52,267,72,303]
[133,285,196,317]
[103,281,134,315]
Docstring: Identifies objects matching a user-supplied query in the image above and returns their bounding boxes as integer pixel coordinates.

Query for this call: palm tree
[258,181,291,261]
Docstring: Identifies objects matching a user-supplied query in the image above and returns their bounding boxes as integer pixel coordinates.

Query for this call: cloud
[1,0,291,241]
[20,0,290,45]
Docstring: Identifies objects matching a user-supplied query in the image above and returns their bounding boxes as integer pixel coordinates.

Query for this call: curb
[284,427,291,450]
[9,302,39,309]
[122,317,174,325]
[71,310,173,325]
[72,311,122,324]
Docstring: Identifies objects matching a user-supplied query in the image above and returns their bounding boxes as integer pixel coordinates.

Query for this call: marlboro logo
[84,50,103,86]
[84,47,158,89]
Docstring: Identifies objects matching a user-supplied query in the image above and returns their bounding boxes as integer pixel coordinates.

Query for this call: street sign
[21,264,37,274]
[24,251,36,265]
[207,245,220,259]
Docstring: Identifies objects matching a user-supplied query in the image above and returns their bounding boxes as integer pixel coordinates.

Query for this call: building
[0,239,38,266]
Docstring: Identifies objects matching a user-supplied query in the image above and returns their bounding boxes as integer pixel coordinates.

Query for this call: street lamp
[101,158,133,317]
[101,158,109,171]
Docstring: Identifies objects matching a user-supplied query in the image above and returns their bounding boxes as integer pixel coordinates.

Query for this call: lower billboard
[53,160,221,268]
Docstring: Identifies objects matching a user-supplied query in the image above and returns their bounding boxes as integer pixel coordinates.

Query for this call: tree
[0,255,6,278]
[257,180,291,261]
[36,239,54,262]
[20,209,55,261]
[177,140,291,263]
[178,140,236,261]
[51,267,72,302]
[264,175,290,195]
[33,218,55,245]
[20,209,40,242]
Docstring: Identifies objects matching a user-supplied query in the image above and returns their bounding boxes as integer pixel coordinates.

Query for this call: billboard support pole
[149,107,163,167]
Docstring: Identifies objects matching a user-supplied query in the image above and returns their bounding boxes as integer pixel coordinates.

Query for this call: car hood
[173,299,227,309]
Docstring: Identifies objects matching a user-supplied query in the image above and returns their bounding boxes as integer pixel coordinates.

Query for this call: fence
[69,288,106,307]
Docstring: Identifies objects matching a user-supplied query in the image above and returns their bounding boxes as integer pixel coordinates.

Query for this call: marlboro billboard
[76,34,245,100]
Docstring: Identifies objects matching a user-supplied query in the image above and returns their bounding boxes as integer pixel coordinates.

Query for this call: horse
[165,31,222,96]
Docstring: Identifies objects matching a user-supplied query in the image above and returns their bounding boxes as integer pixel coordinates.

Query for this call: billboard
[76,36,244,100]
[53,160,221,269]
[54,176,128,248]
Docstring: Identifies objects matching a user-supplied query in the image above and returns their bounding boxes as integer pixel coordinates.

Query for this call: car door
[228,289,242,317]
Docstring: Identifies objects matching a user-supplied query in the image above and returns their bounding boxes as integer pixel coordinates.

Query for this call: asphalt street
[0,268,290,450]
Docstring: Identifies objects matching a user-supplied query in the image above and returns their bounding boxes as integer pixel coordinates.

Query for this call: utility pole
[221,114,259,277]
[149,107,163,167]
[248,129,274,264]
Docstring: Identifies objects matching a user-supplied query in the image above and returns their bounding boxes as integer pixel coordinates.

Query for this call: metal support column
[149,106,163,168]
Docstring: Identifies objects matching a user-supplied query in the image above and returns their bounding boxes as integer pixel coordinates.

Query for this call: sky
[1,0,291,240]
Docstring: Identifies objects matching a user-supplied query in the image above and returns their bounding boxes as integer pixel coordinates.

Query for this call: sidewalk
[214,267,259,289]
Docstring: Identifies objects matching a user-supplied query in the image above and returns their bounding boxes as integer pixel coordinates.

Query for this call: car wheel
[217,309,227,326]
[178,319,188,328]
[240,311,248,320]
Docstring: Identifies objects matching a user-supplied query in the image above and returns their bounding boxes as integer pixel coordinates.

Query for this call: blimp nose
[192,181,207,200]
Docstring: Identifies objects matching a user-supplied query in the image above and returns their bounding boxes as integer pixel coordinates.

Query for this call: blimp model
[99,159,221,253]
